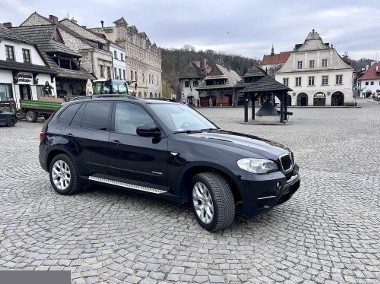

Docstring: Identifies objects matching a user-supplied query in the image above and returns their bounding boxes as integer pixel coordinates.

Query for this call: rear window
[58,103,81,126]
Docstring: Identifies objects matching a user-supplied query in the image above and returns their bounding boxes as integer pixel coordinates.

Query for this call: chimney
[49,15,59,23]
[3,22,12,28]
[193,59,201,68]
[101,20,104,28]
[376,66,379,72]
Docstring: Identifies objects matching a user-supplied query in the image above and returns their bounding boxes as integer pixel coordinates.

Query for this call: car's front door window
[114,102,155,135]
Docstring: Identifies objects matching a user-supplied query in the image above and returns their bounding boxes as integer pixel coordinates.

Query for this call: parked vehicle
[0,109,17,126]
[39,97,300,231]
[20,97,64,122]
[92,79,129,95]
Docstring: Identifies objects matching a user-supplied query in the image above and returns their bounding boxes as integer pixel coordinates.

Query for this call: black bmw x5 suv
[39,96,300,232]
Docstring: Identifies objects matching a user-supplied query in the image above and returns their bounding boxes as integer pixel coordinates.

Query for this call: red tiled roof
[262,51,292,65]
[359,63,380,81]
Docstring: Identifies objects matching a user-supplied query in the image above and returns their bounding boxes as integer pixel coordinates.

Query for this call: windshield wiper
[201,128,219,132]
[173,129,203,134]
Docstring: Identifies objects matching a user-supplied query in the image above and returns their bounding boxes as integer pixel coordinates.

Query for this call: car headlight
[237,158,278,174]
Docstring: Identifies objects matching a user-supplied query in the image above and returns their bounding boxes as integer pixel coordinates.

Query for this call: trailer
[19,97,64,122]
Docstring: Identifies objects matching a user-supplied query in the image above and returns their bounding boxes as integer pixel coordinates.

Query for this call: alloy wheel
[51,160,71,191]
[192,182,214,224]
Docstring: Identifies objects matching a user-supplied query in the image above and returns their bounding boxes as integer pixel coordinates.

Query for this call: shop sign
[15,72,33,84]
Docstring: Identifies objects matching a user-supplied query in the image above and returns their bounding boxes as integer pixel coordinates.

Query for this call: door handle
[67,133,73,137]
[111,140,120,145]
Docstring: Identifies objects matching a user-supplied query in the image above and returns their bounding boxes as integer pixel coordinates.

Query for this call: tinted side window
[58,103,81,126]
[115,102,154,135]
[81,102,112,130]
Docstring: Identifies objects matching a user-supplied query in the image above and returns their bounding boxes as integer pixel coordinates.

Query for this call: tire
[49,154,81,195]
[191,172,235,232]
[6,117,16,127]
[26,110,37,122]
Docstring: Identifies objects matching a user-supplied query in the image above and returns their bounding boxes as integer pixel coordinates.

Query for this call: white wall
[0,39,45,65]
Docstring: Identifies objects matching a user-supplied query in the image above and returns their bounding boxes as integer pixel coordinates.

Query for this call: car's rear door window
[81,102,113,130]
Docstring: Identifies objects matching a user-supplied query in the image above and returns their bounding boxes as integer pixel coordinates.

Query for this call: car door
[108,101,169,187]
[60,101,112,176]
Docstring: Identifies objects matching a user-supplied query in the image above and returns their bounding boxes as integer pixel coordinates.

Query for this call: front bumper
[238,164,300,216]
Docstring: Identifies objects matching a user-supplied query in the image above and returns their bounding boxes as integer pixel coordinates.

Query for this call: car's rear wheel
[26,110,37,122]
[6,117,16,127]
[191,172,235,232]
[49,154,81,195]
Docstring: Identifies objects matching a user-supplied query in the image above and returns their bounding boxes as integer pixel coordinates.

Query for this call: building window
[123,70,126,80]
[365,82,369,85]
[114,50,117,59]
[336,75,343,85]
[295,77,302,87]
[131,71,134,80]
[370,81,374,85]
[309,60,315,68]
[135,71,138,82]
[119,69,122,81]
[5,45,15,60]
[0,84,14,101]
[193,80,199,87]
[297,61,303,69]
[142,74,145,83]
[185,81,190,88]
[22,49,31,63]
[107,66,111,79]
[120,53,124,61]
[322,59,328,67]
[114,68,117,79]
[283,78,289,87]
[100,64,104,78]
[322,75,329,86]
[308,76,315,86]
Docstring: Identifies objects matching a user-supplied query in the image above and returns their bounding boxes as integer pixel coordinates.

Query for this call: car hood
[178,130,290,160]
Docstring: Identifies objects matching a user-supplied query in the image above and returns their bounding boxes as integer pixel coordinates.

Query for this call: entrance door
[19,85,32,100]
[300,97,307,106]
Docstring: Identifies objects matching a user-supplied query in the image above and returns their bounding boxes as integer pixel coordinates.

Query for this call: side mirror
[136,124,161,138]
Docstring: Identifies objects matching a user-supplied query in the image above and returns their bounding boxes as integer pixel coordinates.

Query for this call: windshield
[93,81,128,95]
[150,103,217,133]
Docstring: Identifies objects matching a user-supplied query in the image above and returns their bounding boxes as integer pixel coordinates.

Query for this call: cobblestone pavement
[0,99,379,283]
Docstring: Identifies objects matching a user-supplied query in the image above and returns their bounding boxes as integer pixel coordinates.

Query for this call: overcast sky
[1,0,379,60]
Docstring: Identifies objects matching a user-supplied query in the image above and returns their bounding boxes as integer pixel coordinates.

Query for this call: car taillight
[40,131,45,142]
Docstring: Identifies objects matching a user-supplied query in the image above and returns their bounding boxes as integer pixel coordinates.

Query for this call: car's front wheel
[49,154,81,195]
[191,172,235,232]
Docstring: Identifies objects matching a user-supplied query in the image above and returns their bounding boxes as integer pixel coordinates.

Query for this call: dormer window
[297,61,303,69]
[22,49,31,63]
[5,45,15,60]
[322,59,328,67]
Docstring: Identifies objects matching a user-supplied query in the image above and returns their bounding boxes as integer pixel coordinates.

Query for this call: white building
[357,62,380,98]
[178,61,205,106]
[275,30,354,106]
[109,43,127,80]
[0,24,57,108]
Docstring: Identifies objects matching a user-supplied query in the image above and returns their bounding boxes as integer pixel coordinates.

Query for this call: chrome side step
[89,175,167,194]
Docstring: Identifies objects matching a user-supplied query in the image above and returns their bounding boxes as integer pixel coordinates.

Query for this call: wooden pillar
[244,93,248,122]
[280,92,284,123]
[284,92,288,122]
[251,93,255,120]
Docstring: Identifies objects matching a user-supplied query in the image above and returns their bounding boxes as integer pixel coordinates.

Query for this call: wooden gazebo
[236,66,292,123]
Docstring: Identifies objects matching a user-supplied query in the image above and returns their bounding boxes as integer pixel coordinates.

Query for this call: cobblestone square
[0,100,379,283]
